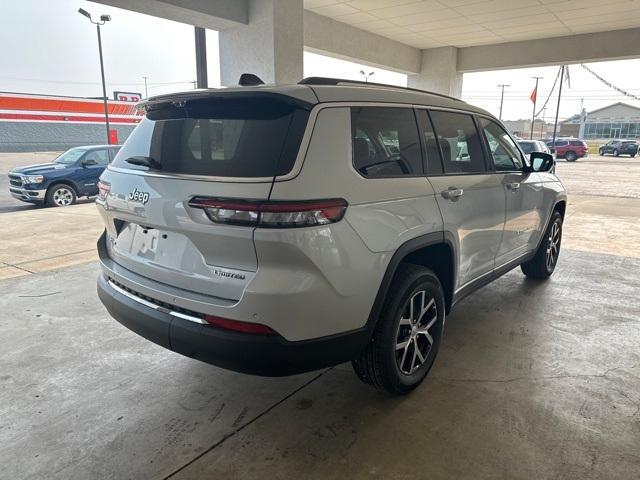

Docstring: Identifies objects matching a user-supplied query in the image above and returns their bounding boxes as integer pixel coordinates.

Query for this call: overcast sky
[2,0,640,123]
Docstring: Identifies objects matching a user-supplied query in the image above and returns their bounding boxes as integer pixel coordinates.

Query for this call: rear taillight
[204,315,275,335]
[97,180,111,201]
[188,198,348,228]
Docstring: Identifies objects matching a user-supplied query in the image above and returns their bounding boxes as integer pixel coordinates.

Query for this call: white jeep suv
[96,77,566,395]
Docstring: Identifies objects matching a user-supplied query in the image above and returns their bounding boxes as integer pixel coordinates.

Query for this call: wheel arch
[366,232,457,335]
[46,179,79,195]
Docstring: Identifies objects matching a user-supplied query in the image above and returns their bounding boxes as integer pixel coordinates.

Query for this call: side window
[108,147,121,162]
[429,110,486,174]
[351,107,422,177]
[84,149,109,166]
[415,109,443,175]
[479,118,524,171]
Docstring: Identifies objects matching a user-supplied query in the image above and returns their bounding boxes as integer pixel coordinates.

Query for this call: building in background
[0,92,142,152]
[561,102,640,140]
[502,119,548,139]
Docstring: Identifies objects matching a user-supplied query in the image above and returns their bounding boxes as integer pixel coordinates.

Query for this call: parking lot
[1,153,639,479]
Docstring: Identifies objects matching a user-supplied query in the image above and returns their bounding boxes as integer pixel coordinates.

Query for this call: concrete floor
[1,155,639,479]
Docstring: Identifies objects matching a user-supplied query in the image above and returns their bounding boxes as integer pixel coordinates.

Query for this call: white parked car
[96,77,566,395]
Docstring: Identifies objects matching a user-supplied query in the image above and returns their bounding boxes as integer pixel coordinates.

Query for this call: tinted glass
[570,140,584,146]
[416,110,443,175]
[518,141,534,154]
[84,149,109,166]
[429,111,486,174]
[112,98,309,177]
[351,107,422,177]
[480,118,523,171]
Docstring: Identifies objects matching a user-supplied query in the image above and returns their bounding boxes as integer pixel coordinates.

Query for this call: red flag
[530,87,537,104]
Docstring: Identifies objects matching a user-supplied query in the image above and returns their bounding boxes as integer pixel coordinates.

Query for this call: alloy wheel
[395,290,438,375]
[546,221,561,270]
[53,187,73,206]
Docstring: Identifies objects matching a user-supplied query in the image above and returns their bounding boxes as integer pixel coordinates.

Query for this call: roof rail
[298,76,464,103]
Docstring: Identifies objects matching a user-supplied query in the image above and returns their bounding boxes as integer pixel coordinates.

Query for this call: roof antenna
[239,73,265,86]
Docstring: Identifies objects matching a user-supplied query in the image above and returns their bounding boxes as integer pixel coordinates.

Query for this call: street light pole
[78,9,112,145]
[142,76,149,98]
[96,23,110,144]
[497,84,510,120]
[359,70,374,82]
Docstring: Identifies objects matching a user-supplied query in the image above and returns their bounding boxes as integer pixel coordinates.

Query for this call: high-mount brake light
[188,198,348,228]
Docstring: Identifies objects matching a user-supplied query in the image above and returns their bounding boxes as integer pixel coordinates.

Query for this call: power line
[0,75,196,87]
[534,67,561,117]
[580,64,640,101]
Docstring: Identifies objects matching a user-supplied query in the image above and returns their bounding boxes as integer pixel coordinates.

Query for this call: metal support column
[194,27,208,89]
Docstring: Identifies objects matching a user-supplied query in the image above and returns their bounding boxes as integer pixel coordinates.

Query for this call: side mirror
[82,158,97,166]
[529,152,554,172]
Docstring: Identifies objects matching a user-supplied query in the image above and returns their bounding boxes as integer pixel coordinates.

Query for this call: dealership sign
[114,91,142,102]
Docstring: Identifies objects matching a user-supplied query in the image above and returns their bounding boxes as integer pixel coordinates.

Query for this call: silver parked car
[518,139,552,156]
[96,77,566,395]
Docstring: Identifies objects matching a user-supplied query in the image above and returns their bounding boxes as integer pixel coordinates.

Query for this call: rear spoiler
[138,89,315,113]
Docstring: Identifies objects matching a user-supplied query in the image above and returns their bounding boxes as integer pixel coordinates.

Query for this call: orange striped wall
[0,92,143,124]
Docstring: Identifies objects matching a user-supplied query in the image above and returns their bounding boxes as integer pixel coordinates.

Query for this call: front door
[478,117,545,265]
[76,148,109,195]
[426,110,506,290]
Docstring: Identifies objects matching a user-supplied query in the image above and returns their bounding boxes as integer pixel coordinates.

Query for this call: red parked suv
[545,138,588,162]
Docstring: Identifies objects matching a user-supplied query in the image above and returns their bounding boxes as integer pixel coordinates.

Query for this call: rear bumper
[9,187,45,203]
[97,274,370,376]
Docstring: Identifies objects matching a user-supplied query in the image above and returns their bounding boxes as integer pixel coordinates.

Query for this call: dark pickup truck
[8,145,120,207]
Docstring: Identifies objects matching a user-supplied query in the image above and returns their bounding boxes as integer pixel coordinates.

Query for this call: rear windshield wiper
[125,156,162,170]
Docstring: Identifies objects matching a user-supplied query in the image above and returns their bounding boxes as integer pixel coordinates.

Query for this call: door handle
[441,187,464,201]
[506,182,521,192]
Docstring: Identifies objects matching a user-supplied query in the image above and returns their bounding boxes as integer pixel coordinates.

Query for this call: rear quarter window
[350,107,423,177]
[112,98,309,178]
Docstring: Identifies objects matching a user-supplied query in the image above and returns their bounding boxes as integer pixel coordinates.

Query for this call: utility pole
[540,107,547,138]
[142,76,149,98]
[530,76,543,139]
[551,65,566,152]
[497,84,510,120]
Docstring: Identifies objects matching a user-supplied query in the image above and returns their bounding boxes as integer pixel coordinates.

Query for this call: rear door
[425,109,506,290]
[99,96,310,300]
[479,117,545,265]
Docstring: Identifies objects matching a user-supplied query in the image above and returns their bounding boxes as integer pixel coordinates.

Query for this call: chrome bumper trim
[107,278,208,325]
[9,187,46,201]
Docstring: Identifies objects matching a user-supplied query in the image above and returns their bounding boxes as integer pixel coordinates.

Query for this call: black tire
[598,148,604,156]
[614,149,619,157]
[46,183,77,207]
[352,264,445,395]
[521,211,563,280]
[565,151,577,162]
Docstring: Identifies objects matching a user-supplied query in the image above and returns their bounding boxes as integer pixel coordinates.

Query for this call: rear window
[112,98,309,178]
[623,141,637,145]
[518,142,534,154]
[570,140,585,146]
